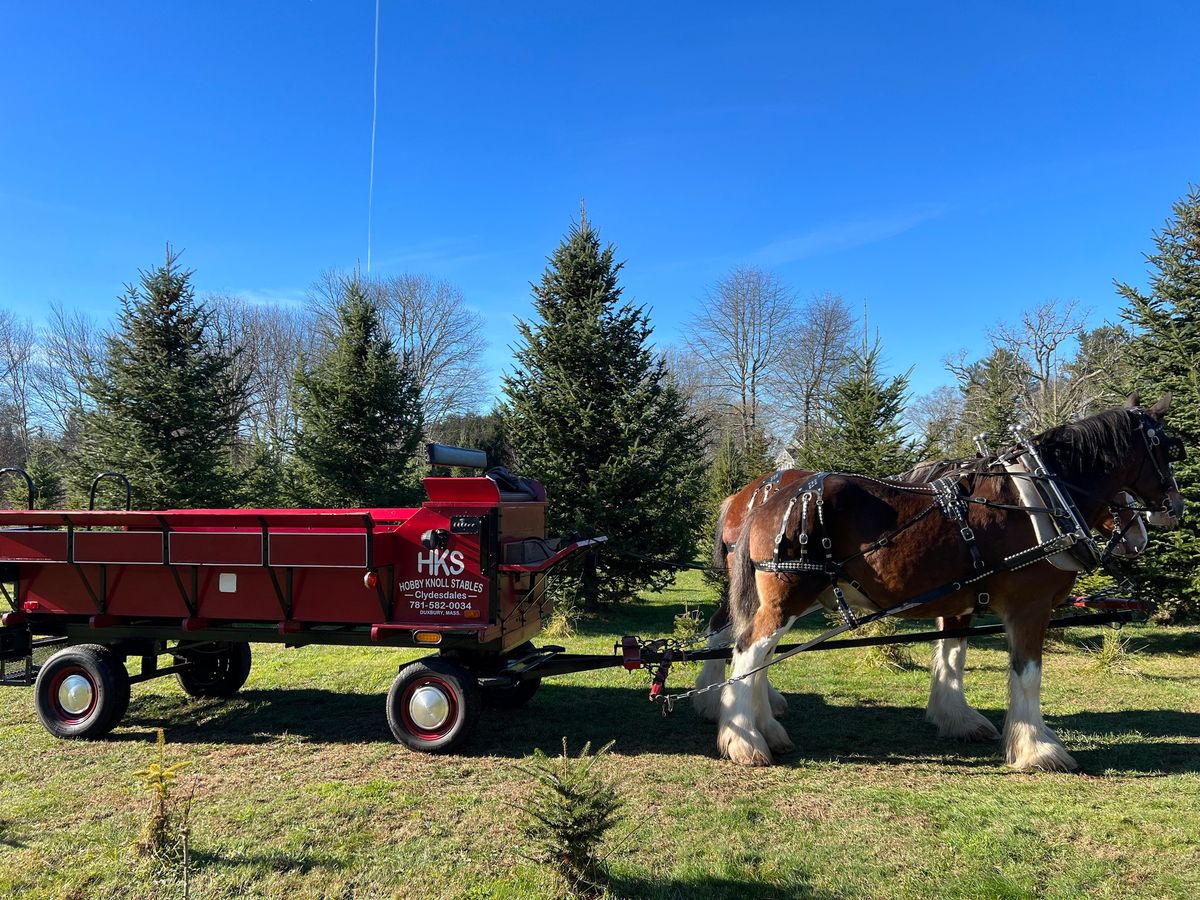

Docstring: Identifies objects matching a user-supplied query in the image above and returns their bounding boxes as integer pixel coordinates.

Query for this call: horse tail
[711,495,734,573]
[727,528,760,649]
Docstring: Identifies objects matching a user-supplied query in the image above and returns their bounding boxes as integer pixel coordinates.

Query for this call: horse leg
[753,619,797,753]
[925,615,1000,741]
[693,611,730,722]
[718,587,794,766]
[1003,602,1078,772]
[695,606,787,723]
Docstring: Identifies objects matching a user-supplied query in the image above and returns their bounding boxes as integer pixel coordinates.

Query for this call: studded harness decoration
[752,442,1104,627]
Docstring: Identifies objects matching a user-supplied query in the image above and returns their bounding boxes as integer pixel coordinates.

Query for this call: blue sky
[2,2,1198,401]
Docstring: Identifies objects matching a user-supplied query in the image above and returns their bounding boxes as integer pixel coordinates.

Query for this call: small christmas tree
[503,212,706,607]
[292,276,423,507]
[798,337,916,478]
[80,248,246,508]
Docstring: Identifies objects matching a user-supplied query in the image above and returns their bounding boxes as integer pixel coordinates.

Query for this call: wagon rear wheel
[387,657,481,752]
[34,644,130,739]
[176,642,252,698]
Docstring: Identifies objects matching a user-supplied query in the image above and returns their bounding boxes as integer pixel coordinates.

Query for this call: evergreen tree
[428,408,510,471]
[702,429,749,590]
[80,249,246,508]
[796,339,916,477]
[503,215,707,607]
[959,348,1025,452]
[1118,185,1200,620]
[292,277,423,507]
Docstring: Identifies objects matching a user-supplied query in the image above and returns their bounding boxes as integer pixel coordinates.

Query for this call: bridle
[1130,409,1185,519]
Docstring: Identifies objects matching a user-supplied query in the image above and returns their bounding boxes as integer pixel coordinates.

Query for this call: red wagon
[0,446,603,751]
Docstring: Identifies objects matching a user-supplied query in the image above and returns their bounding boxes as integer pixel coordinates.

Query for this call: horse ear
[1125,393,1141,410]
[1149,393,1173,418]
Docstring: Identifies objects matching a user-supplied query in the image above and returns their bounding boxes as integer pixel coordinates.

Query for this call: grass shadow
[607,872,834,899]
[113,683,1200,775]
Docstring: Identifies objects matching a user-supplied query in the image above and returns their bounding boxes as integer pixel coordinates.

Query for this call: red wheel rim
[47,665,98,724]
[400,676,459,741]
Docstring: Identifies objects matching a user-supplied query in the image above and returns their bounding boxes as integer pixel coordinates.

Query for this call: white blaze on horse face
[1002,661,1077,772]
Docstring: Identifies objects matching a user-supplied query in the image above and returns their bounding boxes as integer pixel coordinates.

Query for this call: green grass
[2,571,1199,898]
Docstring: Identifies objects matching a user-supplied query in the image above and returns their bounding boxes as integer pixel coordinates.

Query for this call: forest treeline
[1,188,1198,616]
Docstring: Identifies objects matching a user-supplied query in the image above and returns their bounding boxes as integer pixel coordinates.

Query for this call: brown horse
[718,396,1183,770]
[695,467,1149,731]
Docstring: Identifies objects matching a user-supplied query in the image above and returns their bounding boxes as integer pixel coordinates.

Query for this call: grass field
[1,571,1198,899]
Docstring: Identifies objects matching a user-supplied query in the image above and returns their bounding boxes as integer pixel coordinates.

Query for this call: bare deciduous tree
[209,295,315,451]
[686,266,796,452]
[311,271,488,427]
[34,301,102,442]
[0,310,38,463]
[988,299,1097,430]
[776,292,856,447]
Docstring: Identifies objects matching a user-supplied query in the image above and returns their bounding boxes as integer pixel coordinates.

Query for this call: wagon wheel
[480,642,541,709]
[387,657,481,752]
[34,644,130,739]
[175,642,253,699]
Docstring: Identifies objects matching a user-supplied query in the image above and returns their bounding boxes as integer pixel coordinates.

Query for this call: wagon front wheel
[387,658,481,752]
[34,644,130,739]
[176,641,252,698]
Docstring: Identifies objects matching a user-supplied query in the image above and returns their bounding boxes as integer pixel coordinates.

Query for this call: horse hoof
[768,687,788,718]
[719,729,773,767]
[762,717,794,754]
[969,722,1001,742]
[1006,740,1078,773]
[927,706,1000,742]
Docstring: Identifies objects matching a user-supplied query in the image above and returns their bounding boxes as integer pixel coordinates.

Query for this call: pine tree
[959,348,1025,452]
[796,339,916,478]
[1118,185,1200,620]
[702,429,749,589]
[503,214,707,607]
[80,249,246,508]
[292,277,423,507]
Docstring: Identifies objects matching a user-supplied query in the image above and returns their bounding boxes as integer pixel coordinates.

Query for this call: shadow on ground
[113,682,1200,775]
[606,872,834,900]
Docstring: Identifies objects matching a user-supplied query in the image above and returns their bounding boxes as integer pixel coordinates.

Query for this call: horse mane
[1035,408,1136,478]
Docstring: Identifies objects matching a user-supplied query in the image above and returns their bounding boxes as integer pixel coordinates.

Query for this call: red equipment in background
[0,448,603,751]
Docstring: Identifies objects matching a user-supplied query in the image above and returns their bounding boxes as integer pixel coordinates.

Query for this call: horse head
[1124,393,1185,527]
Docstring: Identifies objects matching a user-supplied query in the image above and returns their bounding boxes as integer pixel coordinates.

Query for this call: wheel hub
[57,673,94,716]
[408,684,451,731]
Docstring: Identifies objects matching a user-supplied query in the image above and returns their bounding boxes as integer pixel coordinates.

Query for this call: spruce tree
[81,249,246,508]
[1118,185,1200,620]
[959,348,1025,452]
[503,215,707,607]
[292,277,423,507]
[796,339,916,478]
[702,429,749,590]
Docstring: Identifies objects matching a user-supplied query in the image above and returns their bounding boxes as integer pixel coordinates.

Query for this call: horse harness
[751,442,1106,627]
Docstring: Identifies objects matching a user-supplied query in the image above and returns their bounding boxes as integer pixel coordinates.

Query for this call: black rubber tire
[482,675,541,709]
[34,644,130,739]
[386,657,481,753]
[478,641,541,709]
[176,642,252,698]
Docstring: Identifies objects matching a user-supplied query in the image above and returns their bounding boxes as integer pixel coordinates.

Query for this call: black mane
[1035,408,1136,478]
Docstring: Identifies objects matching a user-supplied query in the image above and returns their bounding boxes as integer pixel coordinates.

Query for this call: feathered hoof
[767,685,788,718]
[927,705,1000,742]
[1005,735,1079,772]
[761,716,794,754]
[718,726,773,767]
